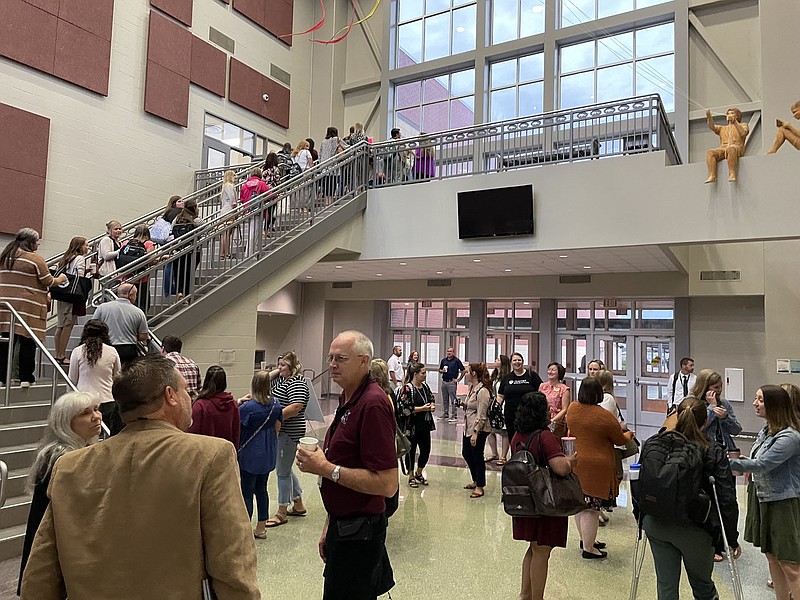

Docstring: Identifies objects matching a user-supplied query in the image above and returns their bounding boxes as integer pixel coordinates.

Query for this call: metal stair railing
[45,161,261,271]
[193,158,265,191]
[369,94,681,188]
[91,142,372,328]
[1,302,111,437]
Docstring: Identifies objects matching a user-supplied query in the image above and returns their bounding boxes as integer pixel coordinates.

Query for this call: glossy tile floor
[0,421,777,599]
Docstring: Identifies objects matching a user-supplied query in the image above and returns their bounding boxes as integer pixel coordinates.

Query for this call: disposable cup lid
[630,463,641,469]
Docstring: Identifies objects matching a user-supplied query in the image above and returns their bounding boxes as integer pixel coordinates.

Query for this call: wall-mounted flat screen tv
[457,184,534,239]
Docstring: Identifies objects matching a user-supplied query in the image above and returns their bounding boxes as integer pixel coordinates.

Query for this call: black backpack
[116,239,147,269]
[633,430,710,525]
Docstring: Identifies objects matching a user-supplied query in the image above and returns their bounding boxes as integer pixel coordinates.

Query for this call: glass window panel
[637,307,674,329]
[598,32,633,65]
[636,0,669,7]
[446,302,470,328]
[491,58,517,89]
[426,0,450,13]
[450,97,475,128]
[608,306,631,330]
[418,302,444,327]
[636,22,673,58]
[596,63,633,103]
[519,81,544,115]
[422,101,450,132]
[206,147,226,169]
[560,40,594,73]
[396,82,422,109]
[454,0,472,6]
[561,0,594,27]
[423,76,450,103]
[598,0,633,19]
[490,88,517,121]
[451,68,475,96]
[520,0,546,38]
[519,53,544,82]
[559,70,595,108]
[396,107,422,134]
[492,0,518,44]
[399,0,424,22]
[452,6,476,54]
[397,21,423,66]
[424,13,450,61]
[636,55,674,111]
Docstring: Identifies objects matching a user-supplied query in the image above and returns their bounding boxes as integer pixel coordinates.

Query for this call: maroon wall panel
[0,0,58,75]
[147,10,192,78]
[0,104,50,235]
[144,61,190,127]
[232,0,293,46]
[228,59,290,129]
[59,0,114,41]
[150,0,193,27]
[24,0,58,16]
[54,19,112,95]
[190,37,227,97]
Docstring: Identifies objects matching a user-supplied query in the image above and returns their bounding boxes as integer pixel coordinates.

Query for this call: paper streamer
[280,0,326,39]
[326,0,381,42]
[312,0,357,44]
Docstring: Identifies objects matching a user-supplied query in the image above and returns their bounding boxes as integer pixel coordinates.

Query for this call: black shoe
[582,550,608,560]
[580,541,607,550]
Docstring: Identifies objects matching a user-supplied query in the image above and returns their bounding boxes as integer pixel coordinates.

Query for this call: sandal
[484,455,499,462]
[496,458,507,466]
[286,507,307,517]
[469,491,485,499]
[463,483,476,490]
[415,473,428,486]
[254,529,267,539]
[408,478,419,488]
[265,513,288,527]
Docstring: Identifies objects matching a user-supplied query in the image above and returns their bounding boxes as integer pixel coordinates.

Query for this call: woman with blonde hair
[265,351,309,527]
[238,370,283,538]
[219,170,237,259]
[731,385,800,600]
[691,369,742,450]
[17,392,102,592]
[53,236,89,365]
[291,139,313,171]
[98,220,122,277]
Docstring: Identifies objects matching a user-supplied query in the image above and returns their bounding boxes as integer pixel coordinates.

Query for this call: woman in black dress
[17,392,102,594]
[398,362,436,487]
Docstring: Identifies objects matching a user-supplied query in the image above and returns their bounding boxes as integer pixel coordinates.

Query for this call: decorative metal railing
[369,94,680,188]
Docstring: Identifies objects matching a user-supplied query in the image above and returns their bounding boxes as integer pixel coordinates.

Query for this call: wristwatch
[331,465,341,483]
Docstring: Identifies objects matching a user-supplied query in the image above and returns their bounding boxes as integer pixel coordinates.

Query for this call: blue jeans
[441,380,458,418]
[240,470,270,521]
[277,432,304,507]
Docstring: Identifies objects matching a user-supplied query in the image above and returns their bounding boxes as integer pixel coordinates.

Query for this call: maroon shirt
[321,377,397,517]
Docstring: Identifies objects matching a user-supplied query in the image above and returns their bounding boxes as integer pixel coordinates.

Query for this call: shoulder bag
[238,400,279,454]
[48,262,92,306]
[616,403,640,459]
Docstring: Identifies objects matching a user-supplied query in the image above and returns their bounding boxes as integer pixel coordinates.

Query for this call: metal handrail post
[4,312,14,406]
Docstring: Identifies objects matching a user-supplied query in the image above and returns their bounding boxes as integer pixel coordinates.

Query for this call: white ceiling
[296,245,680,282]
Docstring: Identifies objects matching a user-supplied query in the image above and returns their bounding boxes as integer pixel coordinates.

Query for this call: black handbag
[49,267,92,306]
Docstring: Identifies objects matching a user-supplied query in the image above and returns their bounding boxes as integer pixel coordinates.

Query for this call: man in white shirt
[666,357,696,413]
[386,346,405,391]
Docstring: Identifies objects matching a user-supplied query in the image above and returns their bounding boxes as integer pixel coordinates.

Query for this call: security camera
[262,94,269,102]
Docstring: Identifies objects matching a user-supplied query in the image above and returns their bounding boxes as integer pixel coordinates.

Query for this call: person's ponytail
[675,396,709,448]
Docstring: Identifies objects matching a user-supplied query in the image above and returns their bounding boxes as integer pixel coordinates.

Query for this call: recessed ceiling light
[376,273,383,276]
[559,255,568,258]
[504,268,512,272]
[399,262,407,266]
[583,266,592,269]
[456,26,465,32]
[436,271,443,275]
[404,302,410,306]
[473,259,481,263]
[523,301,530,305]
[335,265,342,269]
[305,275,312,279]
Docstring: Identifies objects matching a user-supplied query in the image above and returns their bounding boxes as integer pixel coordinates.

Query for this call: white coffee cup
[260,361,266,370]
[299,436,319,451]
[629,463,641,481]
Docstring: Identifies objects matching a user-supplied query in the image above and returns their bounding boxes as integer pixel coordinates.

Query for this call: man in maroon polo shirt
[297,330,398,600]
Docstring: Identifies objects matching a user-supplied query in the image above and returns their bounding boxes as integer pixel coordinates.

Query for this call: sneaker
[20,381,31,389]
[437,415,449,420]
[448,417,457,423]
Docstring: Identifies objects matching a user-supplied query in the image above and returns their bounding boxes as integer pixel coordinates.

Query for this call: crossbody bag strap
[238,401,278,453]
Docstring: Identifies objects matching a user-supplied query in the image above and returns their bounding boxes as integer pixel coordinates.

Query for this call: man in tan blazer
[21,354,261,599]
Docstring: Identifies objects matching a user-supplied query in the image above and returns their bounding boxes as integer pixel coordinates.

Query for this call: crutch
[629,517,649,600]
[709,476,745,600]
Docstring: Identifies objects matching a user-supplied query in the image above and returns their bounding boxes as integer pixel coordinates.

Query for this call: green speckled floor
[255,432,772,600]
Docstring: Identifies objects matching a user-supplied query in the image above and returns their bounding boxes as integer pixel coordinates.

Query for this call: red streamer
[280,0,326,39]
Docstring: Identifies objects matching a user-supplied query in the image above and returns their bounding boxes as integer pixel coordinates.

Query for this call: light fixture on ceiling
[335,265,343,269]
[473,259,481,263]
[504,268,512,272]
[376,273,383,277]
[399,262,407,266]
[305,275,312,279]
[583,266,592,269]
[436,271,443,275]
[404,302,410,306]
[523,301,530,305]
[559,255,568,258]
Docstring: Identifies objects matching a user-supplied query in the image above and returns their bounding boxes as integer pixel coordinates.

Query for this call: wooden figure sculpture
[705,108,749,183]
[768,100,800,153]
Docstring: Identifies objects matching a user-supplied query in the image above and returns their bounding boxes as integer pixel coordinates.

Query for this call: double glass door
[391,331,468,394]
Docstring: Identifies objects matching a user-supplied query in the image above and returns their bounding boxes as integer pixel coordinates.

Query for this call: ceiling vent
[559,275,591,284]
[427,279,452,287]
[699,270,741,281]
[332,281,353,288]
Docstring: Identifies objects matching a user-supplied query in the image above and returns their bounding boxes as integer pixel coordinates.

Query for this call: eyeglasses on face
[327,354,366,364]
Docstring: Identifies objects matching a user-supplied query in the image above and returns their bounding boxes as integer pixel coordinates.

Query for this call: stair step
[0,494,32,530]
[0,524,26,562]
[0,403,51,426]
[0,444,39,471]
[0,422,47,448]
[3,469,31,500]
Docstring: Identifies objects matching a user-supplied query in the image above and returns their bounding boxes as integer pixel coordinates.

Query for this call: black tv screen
[457,184,534,239]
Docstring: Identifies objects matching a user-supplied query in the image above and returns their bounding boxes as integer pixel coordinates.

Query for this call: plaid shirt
[165,352,201,396]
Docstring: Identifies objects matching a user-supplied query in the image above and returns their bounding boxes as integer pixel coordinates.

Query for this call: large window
[558,22,674,110]
[394,69,476,135]
[489,53,545,121]
[396,0,476,67]
[560,0,670,28]
[491,0,545,45]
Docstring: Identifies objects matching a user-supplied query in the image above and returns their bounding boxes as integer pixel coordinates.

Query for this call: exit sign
[602,298,618,309]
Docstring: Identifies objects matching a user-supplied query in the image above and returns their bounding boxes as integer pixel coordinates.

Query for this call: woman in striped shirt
[265,351,310,527]
[0,229,66,387]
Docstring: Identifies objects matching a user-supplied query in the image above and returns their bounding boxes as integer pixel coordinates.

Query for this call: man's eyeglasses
[327,354,366,364]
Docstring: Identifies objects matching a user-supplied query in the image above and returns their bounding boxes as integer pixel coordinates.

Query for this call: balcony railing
[370,95,680,187]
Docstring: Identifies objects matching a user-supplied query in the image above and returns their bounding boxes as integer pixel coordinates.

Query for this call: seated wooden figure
[704,108,749,184]
[768,100,800,154]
